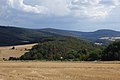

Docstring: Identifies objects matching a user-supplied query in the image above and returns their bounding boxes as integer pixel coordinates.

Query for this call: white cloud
[69,0,120,18]
[6,0,120,18]
[39,0,71,16]
[112,0,120,5]
[0,0,120,31]
[8,0,48,14]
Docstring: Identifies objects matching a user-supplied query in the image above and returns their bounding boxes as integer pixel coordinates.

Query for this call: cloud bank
[69,0,120,18]
[6,0,120,18]
[0,0,120,31]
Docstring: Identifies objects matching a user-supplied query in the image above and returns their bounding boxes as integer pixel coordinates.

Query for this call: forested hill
[10,37,120,61]
[0,26,60,46]
[39,28,120,41]
[0,26,120,46]
[19,36,101,60]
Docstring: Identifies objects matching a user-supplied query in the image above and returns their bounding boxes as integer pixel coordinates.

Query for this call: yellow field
[0,44,37,60]
[0,44,120,80]
[0,61,120,80]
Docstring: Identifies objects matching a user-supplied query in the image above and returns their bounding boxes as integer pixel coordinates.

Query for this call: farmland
[0,44,36,60]
[0,61,120,80]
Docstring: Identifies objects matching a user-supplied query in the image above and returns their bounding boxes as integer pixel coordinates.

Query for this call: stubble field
[0,61,120,80]
[0,44,37,60]
[0,44,120,80]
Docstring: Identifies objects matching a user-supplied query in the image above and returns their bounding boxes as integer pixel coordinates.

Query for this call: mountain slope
[39,28,120,41]
[0,26,60,46]
[0,26,120,46]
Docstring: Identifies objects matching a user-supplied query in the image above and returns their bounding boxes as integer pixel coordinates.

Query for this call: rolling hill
[39,28,120,41]
[19,36,100,60]
[0,25,120,46]
[0,26,60,46]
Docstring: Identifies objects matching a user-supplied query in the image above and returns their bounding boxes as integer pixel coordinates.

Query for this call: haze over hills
[0,26,120,46]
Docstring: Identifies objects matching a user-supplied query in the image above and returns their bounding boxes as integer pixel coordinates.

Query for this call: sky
[0,0,120,32]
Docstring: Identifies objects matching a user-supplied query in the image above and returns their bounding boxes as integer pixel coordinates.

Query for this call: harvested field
[0,44,37,60]
[0,61,120,80]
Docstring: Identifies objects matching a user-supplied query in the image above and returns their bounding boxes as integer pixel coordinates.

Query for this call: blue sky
[0,0,120,31]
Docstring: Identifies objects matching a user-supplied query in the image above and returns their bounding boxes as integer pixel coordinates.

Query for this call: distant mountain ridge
[0,26,60,46]
[0,26,120,46]
[39,28,120,41]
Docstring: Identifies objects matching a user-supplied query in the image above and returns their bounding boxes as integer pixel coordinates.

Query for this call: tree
[65,50,77,60]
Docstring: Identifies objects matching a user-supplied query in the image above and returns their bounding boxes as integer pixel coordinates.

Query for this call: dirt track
[0,61,120,80]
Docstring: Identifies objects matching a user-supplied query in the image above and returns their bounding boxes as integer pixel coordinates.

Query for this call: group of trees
[17,49,101,61]
[101,41,120,61]
[9,49,102,61]
[9,36,120,61]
